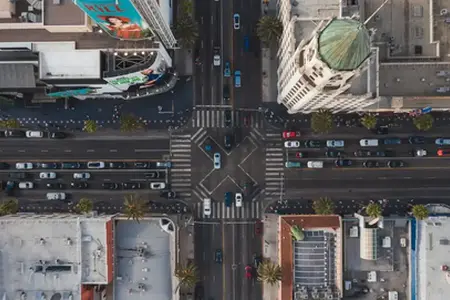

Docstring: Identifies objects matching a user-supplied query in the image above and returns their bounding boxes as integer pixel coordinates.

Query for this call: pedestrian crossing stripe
[191,110,264,128]
[170,134,192,200]
[195,201,261,219]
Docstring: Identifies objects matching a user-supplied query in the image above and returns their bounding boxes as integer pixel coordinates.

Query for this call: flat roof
[0,214,111,300]
[0,64,36,88]
[43,0,85,26]
[39,50,101,79]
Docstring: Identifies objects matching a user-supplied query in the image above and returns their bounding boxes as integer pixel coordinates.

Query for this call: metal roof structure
[0,64,36,88]
[318,18,371,71]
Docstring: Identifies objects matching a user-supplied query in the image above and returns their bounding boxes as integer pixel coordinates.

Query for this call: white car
[233,13,240,29]
[25,130,44,138]
[213,54,221,66]
[87,161,105,169]
[150,182,166,190]
[326,140,345,148]
[203,198,212,216]
[73,173,91,180]
[46,192,66,200]
[359,139,379,147]
[235,193,243,207]
[18,182,34,189]
[40,172,56,179]
[284,141,300,148]
[16,162,33,170]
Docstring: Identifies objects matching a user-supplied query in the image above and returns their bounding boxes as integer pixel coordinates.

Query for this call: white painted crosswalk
[170,133,192,200]
[191,109,264,128]
[264,132,285,200]
[195,201,261,219]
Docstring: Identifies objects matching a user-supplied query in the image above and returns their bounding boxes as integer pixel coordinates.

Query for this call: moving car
[46,192,66,200]
[285,161,301,168]
[408,136,425,144]
[214,153,221,169]
[235,192,243,207]
[435,138,450,145]
[325,151,343,157]
[215,249,223,263]
[160,190,177,199]
[225,192,232,207]
[304,140,321,148]
[0,162,9,169]
[307,161,324,168]
[16,162,33,170]
[363,160,379,168]
[36,162,59,169]
[18,182,33,189]
[102,182,120,190]
[295,152,305,158]
[437,149,450,156]
[244,35,250,51]
[414,149,427,157]
[150,182,166,190]
[282,131,299,139]
[284,141,300,148]
[87,161,105,169]
[335,159,352,167]
[233,13,240,29]
[383,138,401,145]
[62,162,81,169]
[224,135,232,149]
[134,162,149,169]
[50,132,66,139]
[71,182,88,189]
[5,130,25,138]
[73,172,91,180]
[4,181,14,196]
[387,160,404,168]
[359,139,379,147]
[234,70,241,88]
[109,162,126,168]
[224,62,231,77]
[354,150,388,157]
[156,161,172,168]
[225,110,232,126]
[245,265,252,279]
[203,198,211,216]
[39,172,56,179]
[145,172,160,179]
[26,130,43,138]
[223,85,230,102]
[326,140,344,148]
[213,46,221,67]
[46,183,65,189]
[253,253,262,268]
[123,182,142,189]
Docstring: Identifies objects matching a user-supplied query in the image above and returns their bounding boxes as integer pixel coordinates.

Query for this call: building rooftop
[39,50,102,79]
[43,0,85,26]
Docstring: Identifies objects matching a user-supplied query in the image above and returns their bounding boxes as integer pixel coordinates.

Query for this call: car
[244,114,250,126]
[233,13,240,29]
[359,139,379,147]
[383,138,401,145]
[213,53,221,67]
[438,149,450,156]
[145,172,160,179]
[224,62,231,77]
[215,249,223,263]
[305,140,321,148]
[326,140,344,148]
[335,159,352,167]
[224,135,232,149]
[253,253,262,268]
[9,172,26,179]
[387,160,404,168]
[4,181,14,196]
[0,163,9,169]
[307,161,324,168]
[123,182,142,189]
[73,172,91,180]
[102,182,120,190]
[26,130,43,138]
[109,162,126,168]
[363,160,379,168]
[46,183,65,189]
[16,162,33,170]
[225,110,232,126]
[245,265,252,279]
[435,138,450,145]
[325,151,343,157]
[354,150,388,157]
[160,190,177,199]
[5,130,25,138]
[285,161,301,168]
[71,182,88,189]
[87,161,105,169]
[414,149,427,157]
[156,161,172,168]
[225,192,232,207]
[372,126,388,135]
[243,182,251,196]
[61,162,81,169]
[244,35,250,51]
[223,85,230,102]
[36,162,59,169]
[46,192,66,200]
[234,70,241,88]
[408,136,425,144]
[235,192,243,207]
[150,182,166,190]
[49,132,66,139]
[39,172,56,179]
[282,131,298,139]
[203,198,211,216]
[255,221,262,235]
[18,182,33,189]
[284,141,300,148]
[295,152,305,158]
[213,152,221,169]
[134,162,149,169]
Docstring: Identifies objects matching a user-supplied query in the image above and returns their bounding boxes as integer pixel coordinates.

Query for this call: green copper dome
[318,18,371,71]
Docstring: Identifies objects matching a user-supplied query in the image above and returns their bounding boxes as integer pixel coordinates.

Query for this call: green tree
[366,203,382,218]
[83,120,97,133]
[360,114,377,130]
[75,198,93,214]
[412,204,429,220]
[173,17,199,48]
[256,16,283,46]
[0,119,20,129]
[0,198,19,216]
[175,262,198,290]
[311,109,333,134]
[124,194,145,223]
[179,0,193,15]
[120,114,144,132]
[257,260,282,285]
[413,114,434,131]
[290,225,304,241]
[312,197,335,215]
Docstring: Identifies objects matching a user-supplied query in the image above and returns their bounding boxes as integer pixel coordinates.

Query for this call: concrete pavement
[262,214,279,300]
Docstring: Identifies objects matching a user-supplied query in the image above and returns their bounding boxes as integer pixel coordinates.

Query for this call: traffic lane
[240,223,262,300]
[198,0,213,105]
[223,223,235,300]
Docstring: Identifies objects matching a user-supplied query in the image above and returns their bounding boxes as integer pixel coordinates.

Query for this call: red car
[245,265,253,279]
[282,131,299,139]
[295,152,305,158]
[255,221,262,235]
[438,149,450,156]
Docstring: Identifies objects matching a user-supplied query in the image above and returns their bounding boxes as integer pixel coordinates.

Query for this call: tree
[413,114,434,131]
[256,16,283,46]
[0,119,20,129]
[310,109,333,134]
[412,204,429,220]
[312,197,335,215]
[290,225,304,241]
[365,203,382,218]
[360,114,377,130]
[123,194,145,223]
[120,114,144,132]
[75,198,93,214]
[257,260,282,285]
[0,198,19,216]
[83,120,97,133]
[175,262,198,290]
[173,17,199,48]
[179,0,193,15]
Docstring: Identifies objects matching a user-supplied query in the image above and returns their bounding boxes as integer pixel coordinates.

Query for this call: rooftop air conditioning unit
[53,0,60,5]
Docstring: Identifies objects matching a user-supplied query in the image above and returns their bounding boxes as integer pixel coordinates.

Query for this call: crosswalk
[194,201,261,219]
[191,109,264,128]
[264,132,285,200]
[170,133,192,200]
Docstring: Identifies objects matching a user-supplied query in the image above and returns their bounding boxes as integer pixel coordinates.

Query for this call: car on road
[4,181,14,196]
[39,172,56,179]
[255,221,262,235]
[46,192,66,200]
[62,162,81,169]
[224,135,232,149]
[235,192,243,207]
[73,172,91,180]
[213,47,221,67]
[26,130,44,138]
[36,162,59,169]
[325,150,343,157]
[295,152,305,158]
[363,160,379,168]
[46,183,65,189]
[150,182,165,190]
[134,162,149,169]
[5,130,25,138]
[253,253,262,268]
[0,163,9,169]
[214,152,221,169]
[387,160,404,168]
[145,172,160,179]
[304,140,321,148]
[438,149,450,156]
[409,136,425,144]
[383,138,401,145]
[284,141,300,148]
[224,62,231,77]
[335,159,352,167]
[225,110,232,126]
[223,85,230,102]
[372,126,388,135]
[359,139,379,147]
[244,35,250,51]
[16,162,33,170]
[414,149,427,157]
[203,198,211,216]
[326,140,344,148]
[109,162,126,168]
[245,265,252,279]
[9,172,26,179]
[285,161,301,168]
[307,161,323,168]
[234,70,241,88]
[225,192,232,207]
[215,249,223,263]
[436,138,450,145]
[233,13,240,29]
[156,161,172,168]
[18,182,33,189]
[282,131,299,139]
[354,150,389,157]
[102,182,120,190]
[160,190,176,199]
[87,161,105,169]
[49,132,66,139]
[123,182,142,189]
[71,182,88,189]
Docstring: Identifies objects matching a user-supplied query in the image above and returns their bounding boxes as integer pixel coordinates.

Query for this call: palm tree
[257,260,282,285]
[312,197,334,215]
[83,120,97,133]
[120,114,144,132]
[413,114,434,131]
[0,198,19,216]
[290,225,304,241]
[179,0,193,15]
[311,109,333,134]
[173,17,199,48]
[360,114,377,130]
[123,194,145,223]
[256,16,283,46]
[75,198,93,214]
[175,262,198,290]
[365,203,382,218]
[412,204,429,220]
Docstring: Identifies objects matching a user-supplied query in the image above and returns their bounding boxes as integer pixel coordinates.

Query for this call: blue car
[436,138,450,145]
[234,70,241,88]
[224,62,231,77]
[383,138,401,145]
[244,36,250,51]
[225,192,232,207]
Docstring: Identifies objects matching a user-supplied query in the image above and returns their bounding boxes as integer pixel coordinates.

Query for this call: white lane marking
[134,149,168,152]
[64,150,72,153]
[87,149,95,152]
[110,149,118,152]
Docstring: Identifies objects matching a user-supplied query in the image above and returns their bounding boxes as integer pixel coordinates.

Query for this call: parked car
[436,138,450,145]
[326,140,344,147]
[354,150,389,157]
[234,70,241,87]
[150,182,165,190]
[215,249,223,263]
[225,110,232,126]
[438,149,450,156]
[16,162,33,170]
[244,35,250,51]
[295,152,305,158]
[223,85,230,102]
[414,149,427,157]
[233,13,240,29]
[245,265,252,279]
[160,190,177,199]
[26,130,44,138]
[284,141,300,148]
[46,183,65,189]
[36,162,59,169]
[0,163,9,169]
[39,172,56,179]
[408,136,425,144]
[282,131,299,139]
[134,162,149,169]
[61,162,81,169]
[203,198,211,216]
[224,135,232,149]
[225,192,232,207]
[383,138,401,145]
[122,182,142,189]
[156,161,172,168]
[109,162,126,168]
[102,182,120,190]
[213,46,221,67]
[5,130,25,138]
[50,132,66,139]
[9,172,26,179]
[18,182,34,189]
[359,139,379,147]
[224,62,231,77]
[325,151,343,157]
[145,172,160,179]
[335,159,352,167]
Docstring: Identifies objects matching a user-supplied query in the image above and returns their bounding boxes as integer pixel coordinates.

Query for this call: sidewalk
[68,128,170,140]
[178,220,195,300]
[261,0,278,104]
[263,213,280,300]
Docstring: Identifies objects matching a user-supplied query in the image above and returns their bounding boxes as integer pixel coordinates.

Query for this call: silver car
[233,13,240,29]
[214,153,221,169]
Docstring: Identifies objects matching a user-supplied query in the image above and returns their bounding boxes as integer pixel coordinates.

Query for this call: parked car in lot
[304,140,321,148]
[87,161,105,169]
[46,183,65,189]
[436,138,450,145]
[71,182,88,189]
[16,162,33,170]
[18,182,33,189]
[46,192,66,200]
[409,136,425,144]
[73,172,91,180]
[326,140,344,147]
[235,193,243,207]
[335,159,352,167]
[387,160,404,168]
[284,141,300,148]
[363,160,379,168]
[285,161,301,168]
[102,182,120,190]
[39,172,56,179]
[150,182,165,190]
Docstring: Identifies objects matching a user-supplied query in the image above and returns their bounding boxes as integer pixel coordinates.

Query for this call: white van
[26,131,44,138]
[203,198,211,216]
[307,161,324,168]
[359,139,379,147]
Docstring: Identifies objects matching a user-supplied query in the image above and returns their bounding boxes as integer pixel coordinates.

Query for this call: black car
[372,126,388,135]
[9,172,26,179]
[335,159,352,167]
[325,151,343,157]
[102,182,120,190]
[134,162,149,169]
[145,172,160,179]
[354,150,390,157]
[253,253,262,268]
[223,85,230,102]
[46,183,65,189]
[36,162,59,169]
[224,135,232,149]
[50,132,66,139]
[160,190,176,199]
[215,249,223,263]
[408,136,425,144]
[71,182,88,189]
[0,163,9,169]
[363,160,379,168]
[305,140,321,148]
[224,110,232,126]
[5,130,25,138]
[109,162,126,169]
[122,182,141,189]
[387,160,404,168]
[62,162,82,169]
